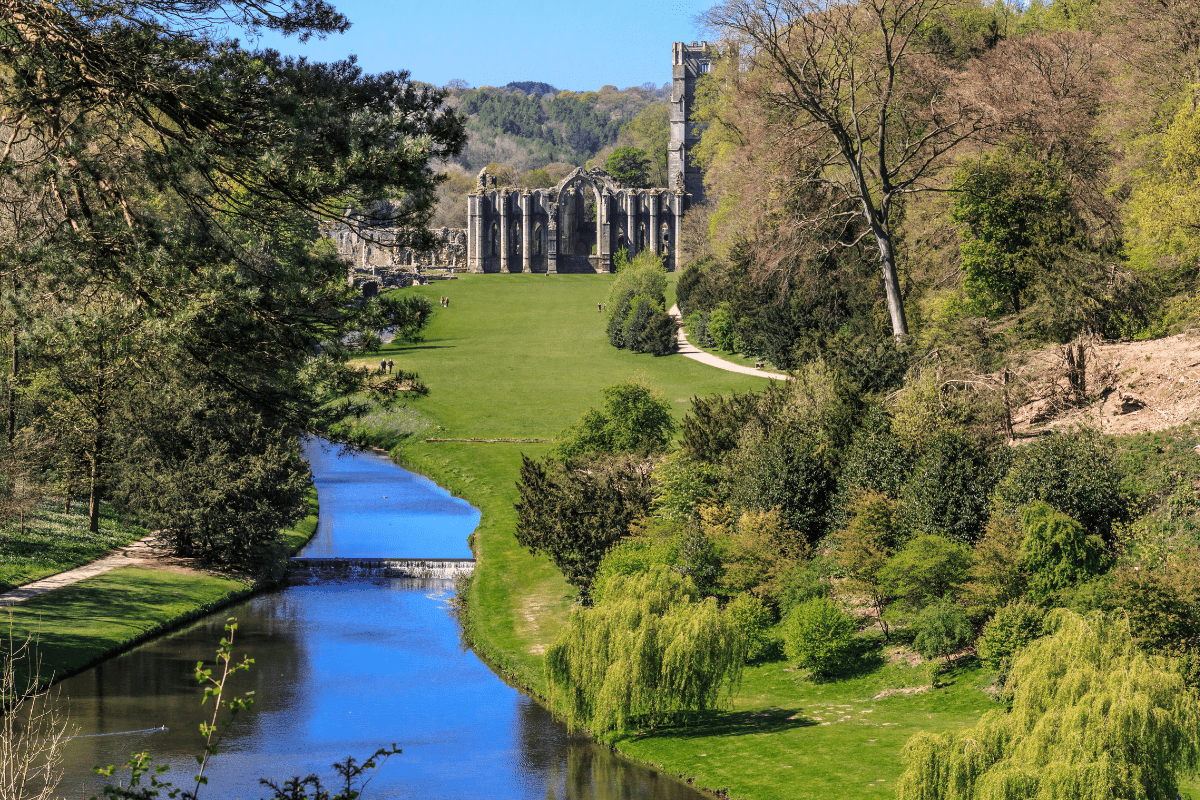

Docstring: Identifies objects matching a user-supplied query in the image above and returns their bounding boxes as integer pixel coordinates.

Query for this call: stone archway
[555,172,607,273]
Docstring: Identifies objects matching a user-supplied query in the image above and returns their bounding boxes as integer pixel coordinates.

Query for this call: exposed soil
[1009,330,1200,437]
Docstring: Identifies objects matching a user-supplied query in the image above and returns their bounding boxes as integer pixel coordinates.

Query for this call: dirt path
[0,535,217,606]
[668,305,788,381]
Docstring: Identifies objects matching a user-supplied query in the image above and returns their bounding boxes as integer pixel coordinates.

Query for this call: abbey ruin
[328,41,712,283]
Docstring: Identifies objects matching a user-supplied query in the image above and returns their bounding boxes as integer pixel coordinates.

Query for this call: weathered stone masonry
[465,166,685,273]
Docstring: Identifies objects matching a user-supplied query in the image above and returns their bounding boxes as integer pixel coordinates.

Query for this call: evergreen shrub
[977,600,1046,668]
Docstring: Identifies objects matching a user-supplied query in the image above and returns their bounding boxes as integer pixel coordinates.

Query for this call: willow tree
[544,567,748,739]
[895,609,1200,800]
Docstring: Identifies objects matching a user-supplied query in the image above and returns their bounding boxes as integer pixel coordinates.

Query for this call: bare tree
[703,0,996,338]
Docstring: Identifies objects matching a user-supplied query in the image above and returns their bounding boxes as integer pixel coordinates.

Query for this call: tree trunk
[7,324,15,445]
[870,224,908,339]
[88,450,100,533]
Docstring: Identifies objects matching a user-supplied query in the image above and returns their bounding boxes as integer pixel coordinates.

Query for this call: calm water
[52,440,703,800]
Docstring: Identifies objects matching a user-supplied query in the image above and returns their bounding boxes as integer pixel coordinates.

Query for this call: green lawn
[330,274,1024,798]
[6,567,250,688]
[0,500,146,592]
[619,652,997,800]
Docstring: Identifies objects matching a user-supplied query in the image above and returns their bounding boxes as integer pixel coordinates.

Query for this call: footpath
[0,535,211,606]
[668,304,788,381]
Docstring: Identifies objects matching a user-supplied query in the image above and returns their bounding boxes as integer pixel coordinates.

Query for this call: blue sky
[250,0,715,91]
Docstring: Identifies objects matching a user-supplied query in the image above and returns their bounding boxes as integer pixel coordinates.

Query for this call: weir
[287,556,475,579]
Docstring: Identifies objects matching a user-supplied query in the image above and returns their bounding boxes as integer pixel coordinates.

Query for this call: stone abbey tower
[668,41,713,204]
[330,42,713,281]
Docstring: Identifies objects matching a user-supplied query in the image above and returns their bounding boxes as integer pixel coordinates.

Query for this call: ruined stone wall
[466,166,684,275]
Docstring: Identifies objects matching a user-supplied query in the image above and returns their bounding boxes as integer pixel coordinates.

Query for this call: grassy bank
[0,500,146,591]
[6,487,320,689]
[334,274,1012,799]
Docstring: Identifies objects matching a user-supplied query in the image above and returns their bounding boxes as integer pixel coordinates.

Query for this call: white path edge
[668,305,788,381]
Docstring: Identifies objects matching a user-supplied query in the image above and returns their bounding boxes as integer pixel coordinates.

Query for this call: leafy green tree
[554,381,676,458]
[726,593,776,662]
[605,146,652,188]
[111,382,311,569]
[651,451,720,522]
[835,490,903,639]
[707,306,738,352]
[951,147,1075,314]
[514,453,655,596]
[911,600,974,664]
[1128,100,1200,272]
[638,310,677,356]
[618,104,670,186]
[545,566,747,738]
[880,534,973,611]
[781,597,858,677]
[896,610,1200,800]
[963,512,1029,620]
[1020,501,1107,600]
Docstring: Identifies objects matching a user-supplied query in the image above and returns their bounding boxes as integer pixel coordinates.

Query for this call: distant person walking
[598,302,602,312]
[380,359,386,373]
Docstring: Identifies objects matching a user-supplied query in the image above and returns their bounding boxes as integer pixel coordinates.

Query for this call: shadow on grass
[629,707,815,742]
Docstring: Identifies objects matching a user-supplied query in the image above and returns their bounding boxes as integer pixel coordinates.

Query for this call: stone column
[649,192,660,256]
[600,190,612,272]
[466,194,477,271]
[498,191,510,273]
[521,193,532,273]
[547,218,558,274]
[625,192,636,258]
[673,193,683,272]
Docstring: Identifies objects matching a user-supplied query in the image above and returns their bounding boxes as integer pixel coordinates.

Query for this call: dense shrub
[782,597,858,676]
[554,381,676,458]
[708,306,738,351]
[1020,501,1108,599]
[638,309,677,356]
[680,384,788,464]
[726,418,835,542]
[911,600,974,663]
[685,310,715,347]
[727,593,776,662]
[831,406,915,529]
[771,558,832,616]
[514,452,655,596]
[605,251,668,353]
[994,429,1131,543]
[900,429,1007,544]
[622,295,657,351]
[977,600,1047,668]
[651,451,721,521]
[834,489,903,638]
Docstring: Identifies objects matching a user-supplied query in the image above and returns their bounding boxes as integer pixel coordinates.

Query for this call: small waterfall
[287,557,475,580]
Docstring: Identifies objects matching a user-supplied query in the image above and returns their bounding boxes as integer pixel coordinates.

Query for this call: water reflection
[50,442,704,799]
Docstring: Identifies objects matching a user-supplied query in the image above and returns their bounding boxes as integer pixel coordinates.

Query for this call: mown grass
[6,488,318,690]
[0,500,146,592]
[618,651,996,800]
[6,567,250,688]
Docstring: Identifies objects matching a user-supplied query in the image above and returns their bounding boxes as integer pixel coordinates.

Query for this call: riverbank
[5,488,319,690]
[342,275,1024,800]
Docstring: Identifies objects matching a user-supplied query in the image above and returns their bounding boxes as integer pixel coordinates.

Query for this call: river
[52,440,704,800]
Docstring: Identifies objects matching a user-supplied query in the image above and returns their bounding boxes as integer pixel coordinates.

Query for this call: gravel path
[668,305,788,381]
